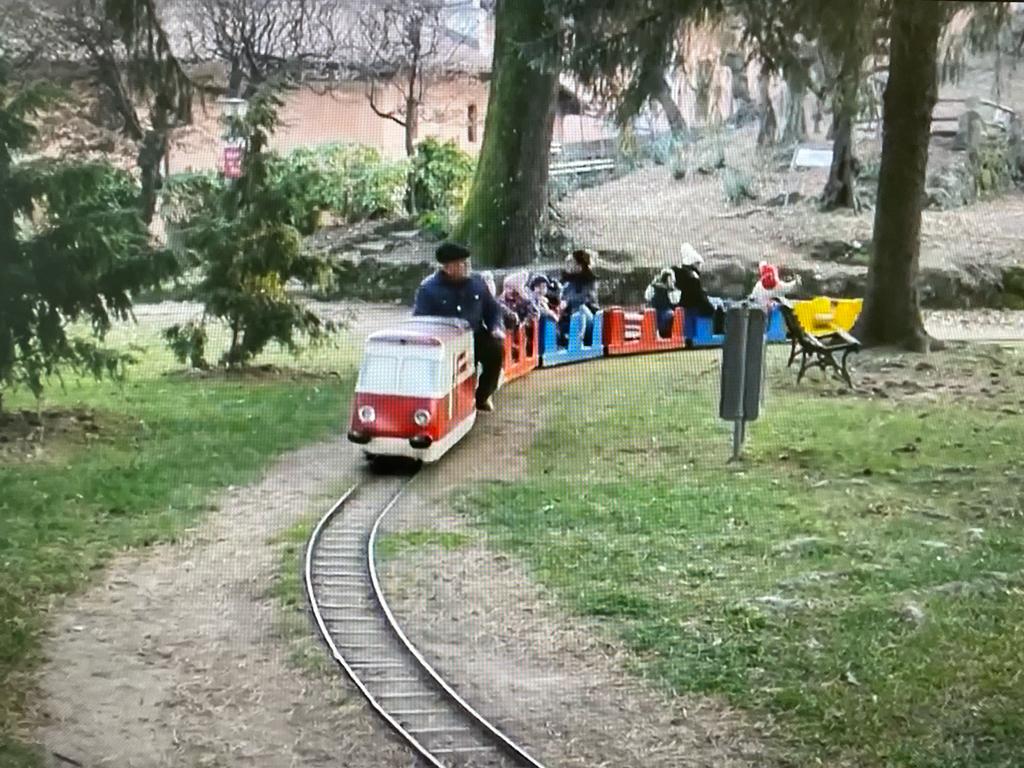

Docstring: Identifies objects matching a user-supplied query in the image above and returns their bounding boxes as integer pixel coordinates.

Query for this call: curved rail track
[304,473,548,768]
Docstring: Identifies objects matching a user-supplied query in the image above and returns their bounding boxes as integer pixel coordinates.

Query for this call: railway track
[304,473,547,768]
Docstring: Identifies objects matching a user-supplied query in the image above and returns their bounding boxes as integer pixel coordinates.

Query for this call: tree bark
[821,112,859,210]
[652,73,687,136]
[821,52,861,210]
[782,72,808,144]
[756,70,777,145]
[405,93,419,157]
[453,0,560,267]
[138,128,168,225]
[95,53,144,141]
[854,0,946,352]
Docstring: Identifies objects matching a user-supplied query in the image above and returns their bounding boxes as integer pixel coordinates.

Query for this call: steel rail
[305,475,547,768]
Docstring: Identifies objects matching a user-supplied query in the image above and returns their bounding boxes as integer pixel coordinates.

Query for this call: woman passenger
[559,249,600,345]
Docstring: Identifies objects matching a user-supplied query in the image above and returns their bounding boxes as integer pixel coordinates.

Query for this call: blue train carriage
[538,309,606,367]
[685,300,788,347]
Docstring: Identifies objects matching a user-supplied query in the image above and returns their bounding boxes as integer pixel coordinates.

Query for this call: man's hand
[492,329,506,341]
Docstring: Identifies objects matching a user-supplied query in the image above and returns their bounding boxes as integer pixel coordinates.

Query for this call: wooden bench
[778,299,861,387]
[548,158,616,178]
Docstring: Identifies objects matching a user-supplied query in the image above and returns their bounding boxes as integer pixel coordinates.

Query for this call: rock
[748,595,809,611]
[899,602,926,626]
[953,110,984,154]
[777,570,844,589]
[357,240,390,253]
[765,191,805,207]
[390,230,421,240]
[772,536,832,555]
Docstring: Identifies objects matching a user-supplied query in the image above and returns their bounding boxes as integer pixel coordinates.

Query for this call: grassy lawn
[464,345,1024,767]
[0,319,359,762]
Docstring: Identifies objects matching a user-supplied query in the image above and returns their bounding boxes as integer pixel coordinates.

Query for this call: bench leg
[796,352,813,384]
[787,339,798,368]
[839,349,856,388]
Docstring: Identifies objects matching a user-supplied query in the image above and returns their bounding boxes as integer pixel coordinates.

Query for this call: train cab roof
[365,316,473,351]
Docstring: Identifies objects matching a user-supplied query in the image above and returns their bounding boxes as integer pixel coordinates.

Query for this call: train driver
[413,242,505,413]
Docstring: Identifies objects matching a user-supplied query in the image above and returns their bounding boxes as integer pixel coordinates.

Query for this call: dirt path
[31,438,417,768]
[378,368,766,768]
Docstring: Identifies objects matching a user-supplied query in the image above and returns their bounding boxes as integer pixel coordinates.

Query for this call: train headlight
[413,409,431,427]
[358,405,376,423]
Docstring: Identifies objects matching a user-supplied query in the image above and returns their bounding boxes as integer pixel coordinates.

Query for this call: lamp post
[216,96,248,181]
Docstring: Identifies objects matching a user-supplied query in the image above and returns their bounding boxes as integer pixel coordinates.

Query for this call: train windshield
[358,355,441,397]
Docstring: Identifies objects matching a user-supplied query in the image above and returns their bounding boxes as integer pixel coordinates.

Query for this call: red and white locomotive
[346,316,478,463]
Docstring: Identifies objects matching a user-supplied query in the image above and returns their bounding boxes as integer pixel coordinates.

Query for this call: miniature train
[347,297,863,463]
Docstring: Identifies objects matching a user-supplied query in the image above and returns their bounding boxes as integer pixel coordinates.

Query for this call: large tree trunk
[821,112,859,210]
[782,72,808,144]
[454,0,560,267]
[821,52,861,210]
[405,94,419,158]
[138,128,168,225]
[756,70,777,145]
[854,0,946,352]
[95,53,144,141]
[652,73,686,136]
[405,61,420,158]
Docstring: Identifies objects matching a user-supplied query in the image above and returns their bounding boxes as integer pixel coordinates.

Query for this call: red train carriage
[604,307,686,355]
[499,319,540,386]
[347,317,477,463]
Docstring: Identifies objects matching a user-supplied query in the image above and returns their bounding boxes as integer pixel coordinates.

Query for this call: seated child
[499,270,534,329]
[748,261,800,310]
[644,267,682,338]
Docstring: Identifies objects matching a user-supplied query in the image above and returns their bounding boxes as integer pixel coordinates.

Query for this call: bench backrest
[777,299,808,341]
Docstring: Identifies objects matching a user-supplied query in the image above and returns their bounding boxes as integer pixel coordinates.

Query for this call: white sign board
[791,146,835,169]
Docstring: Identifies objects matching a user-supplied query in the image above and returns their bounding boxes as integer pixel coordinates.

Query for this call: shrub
[160,172,221,226]
[165,84,339,370]
[411,137,475,234]
[723,167,757,204]
[263,143,408,232]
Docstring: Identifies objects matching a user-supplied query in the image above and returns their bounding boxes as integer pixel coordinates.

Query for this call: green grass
[463,349,1024,767]
[0,318,360,764]
[269,514,340,676]
[376,530,473,561]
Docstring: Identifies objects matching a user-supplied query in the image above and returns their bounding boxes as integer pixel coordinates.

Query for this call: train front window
[398,359,440,397]
[358,355,439,396]
[358,355,399,393]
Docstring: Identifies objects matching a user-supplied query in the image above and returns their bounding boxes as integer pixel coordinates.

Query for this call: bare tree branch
[366,79,407,127]
[348,0,467,156]
[167,0,347,95]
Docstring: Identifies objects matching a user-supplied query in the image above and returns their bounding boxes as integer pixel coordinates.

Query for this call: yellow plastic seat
[831,298,863,332]
[793,297,836,335]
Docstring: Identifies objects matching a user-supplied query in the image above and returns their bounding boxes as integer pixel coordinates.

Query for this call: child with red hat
[749,261,800,309]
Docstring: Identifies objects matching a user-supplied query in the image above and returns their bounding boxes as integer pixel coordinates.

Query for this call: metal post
[720,302,766,463]
[730,308,749,463]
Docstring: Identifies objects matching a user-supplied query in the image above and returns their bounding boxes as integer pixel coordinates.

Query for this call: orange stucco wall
[167,76,617,174]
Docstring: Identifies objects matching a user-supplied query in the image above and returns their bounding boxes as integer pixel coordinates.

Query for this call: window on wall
[467,104,478,143]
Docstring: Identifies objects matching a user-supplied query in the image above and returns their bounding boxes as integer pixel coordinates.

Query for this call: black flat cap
[436,242,471,263]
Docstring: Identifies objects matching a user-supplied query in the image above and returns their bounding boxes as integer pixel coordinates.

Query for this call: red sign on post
[222,146,243,179]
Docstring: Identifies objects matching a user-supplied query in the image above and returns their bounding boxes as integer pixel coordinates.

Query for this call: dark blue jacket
[413,271,503,334]
[560,270,599,315]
